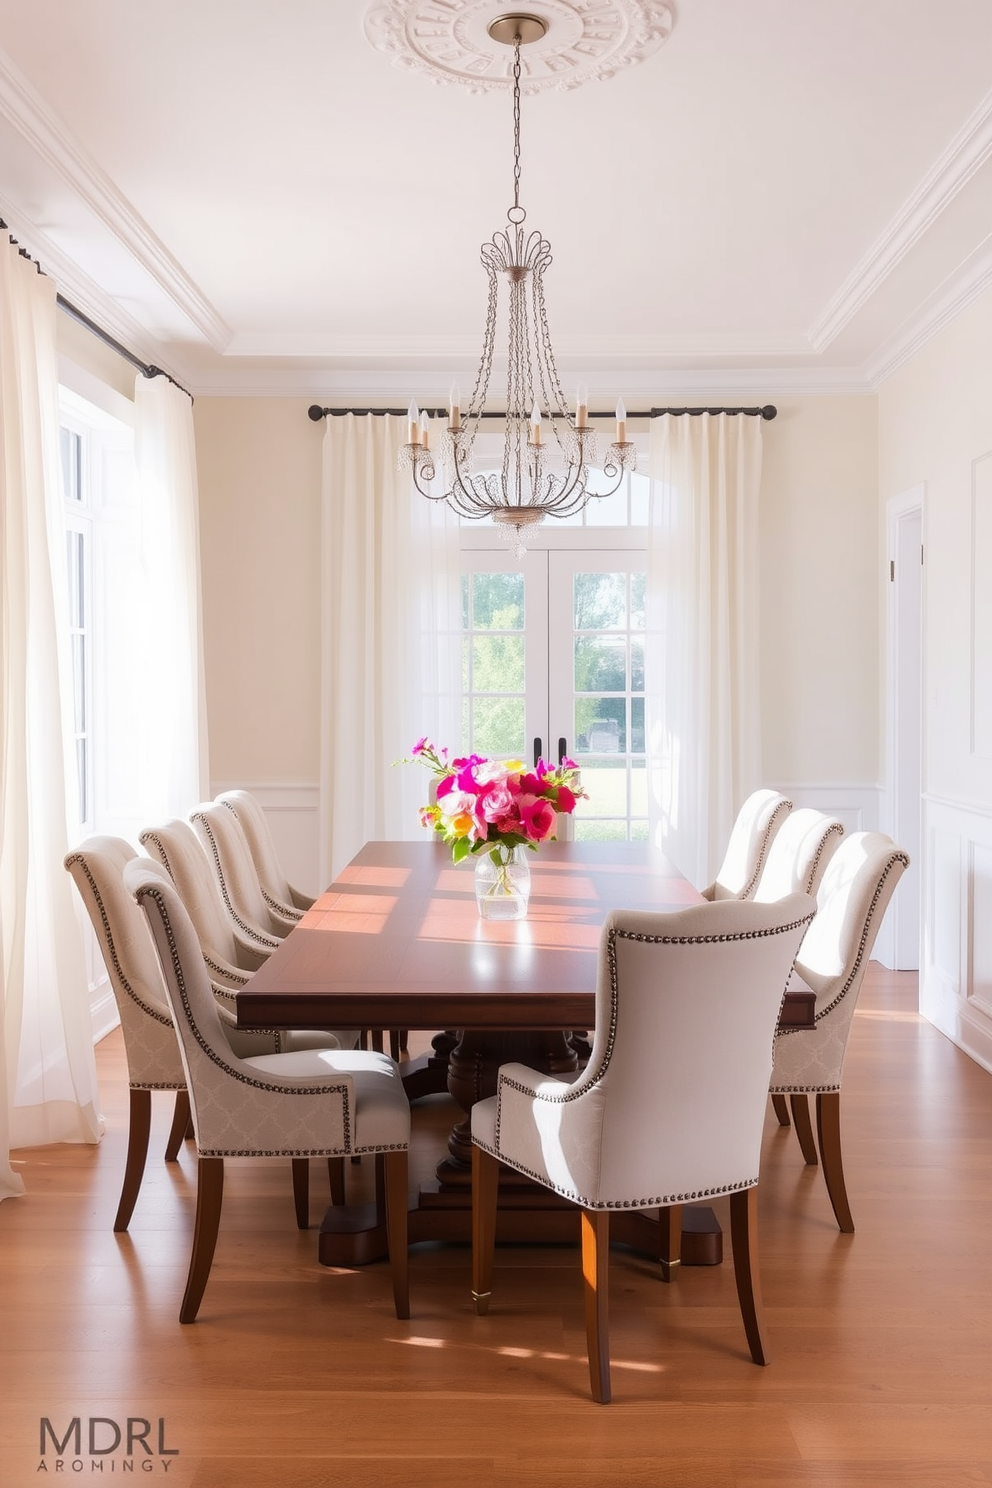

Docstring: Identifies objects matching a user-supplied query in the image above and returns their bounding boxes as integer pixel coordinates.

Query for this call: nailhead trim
[775,852,909,1040]
[492,910,815,1208]
[189,811,280,949]
[802,821,845,895]
[64,854,173,1027]
[134,881,356,1149]
[741,797,793,899]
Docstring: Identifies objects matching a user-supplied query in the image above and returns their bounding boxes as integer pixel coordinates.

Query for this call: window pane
[574,759,627,818]
[472,572,523,629]
[631,760,647,817]
[75,739,88,824]
[575,819,627,842]
[472,697,525,758]
[630,571,646,629]
[573,572,625,630]
[631,696,645,753]
[584,481,627,525]
[72,635,86,731]
[574,635,626,694]
[575,698,626,754]
[630,636,644,692]
[472,634,524,693]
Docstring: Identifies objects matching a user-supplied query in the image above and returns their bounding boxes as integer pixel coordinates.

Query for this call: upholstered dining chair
[753,808,844,902]
[125,859,411,1324]
[65,838,191,1231]
[190,799,298,943]
[769,831,909,1232]
[65,836,349,1230]
[216,788,315,921]
[470,893,816,1404]
[701,789,793,901]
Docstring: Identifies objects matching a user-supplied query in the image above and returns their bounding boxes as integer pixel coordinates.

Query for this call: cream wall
[759,394,880,791]
[878,283,992,1070]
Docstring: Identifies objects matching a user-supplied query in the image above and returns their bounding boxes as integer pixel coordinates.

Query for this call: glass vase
[474,844,531,920]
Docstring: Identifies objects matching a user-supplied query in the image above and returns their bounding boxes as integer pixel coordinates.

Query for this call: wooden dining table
[236,838,812,1268]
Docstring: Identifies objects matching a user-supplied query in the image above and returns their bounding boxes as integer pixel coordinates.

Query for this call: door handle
[558,737,568,764]
[533,737,542,768]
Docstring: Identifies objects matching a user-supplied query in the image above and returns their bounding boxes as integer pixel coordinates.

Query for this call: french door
[460,543,647,840]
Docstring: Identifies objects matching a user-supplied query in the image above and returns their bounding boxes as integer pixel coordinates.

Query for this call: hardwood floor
[3,965,991,1486]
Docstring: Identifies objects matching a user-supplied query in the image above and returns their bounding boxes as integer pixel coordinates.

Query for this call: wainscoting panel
[921,795,992,1074]
[773,783,881,835]
[211,781,321,899]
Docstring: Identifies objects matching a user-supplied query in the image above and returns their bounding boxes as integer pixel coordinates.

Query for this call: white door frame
[878,485,924,972]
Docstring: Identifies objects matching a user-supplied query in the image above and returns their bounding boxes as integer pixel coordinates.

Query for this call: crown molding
[0,44,231,351]
[183,363,875,400]
[864,232,992,388]
[809,86,992,353]
[223,329,814,361]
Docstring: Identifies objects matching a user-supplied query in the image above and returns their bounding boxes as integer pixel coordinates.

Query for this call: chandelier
[400,12,634,557]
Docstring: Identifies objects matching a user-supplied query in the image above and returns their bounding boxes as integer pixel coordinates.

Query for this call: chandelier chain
[512,40,522,219]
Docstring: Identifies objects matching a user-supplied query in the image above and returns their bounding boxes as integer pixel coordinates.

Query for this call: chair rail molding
[210,782,320,899]
[921,792,992,1075]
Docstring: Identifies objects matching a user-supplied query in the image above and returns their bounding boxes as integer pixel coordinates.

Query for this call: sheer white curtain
[646,412,763,889]
[1,242,103,1195]
[319,413,462,882]
[132,374,209,817]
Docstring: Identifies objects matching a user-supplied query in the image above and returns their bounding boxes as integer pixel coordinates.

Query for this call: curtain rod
[2,218,191,400]
[308,403,777,422]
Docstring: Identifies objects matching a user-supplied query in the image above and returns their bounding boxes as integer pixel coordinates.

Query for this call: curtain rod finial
[308,405,326,422]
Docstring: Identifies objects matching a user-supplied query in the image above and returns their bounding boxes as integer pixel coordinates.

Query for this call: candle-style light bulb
[449,385,461,430]
[615,398,627,445]
[420,409,430,450]
[531,402,542,446]
[575,385,589,430]
[408,401,420,445]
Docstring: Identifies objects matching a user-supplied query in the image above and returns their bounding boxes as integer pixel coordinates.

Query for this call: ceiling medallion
[363,0,676,93]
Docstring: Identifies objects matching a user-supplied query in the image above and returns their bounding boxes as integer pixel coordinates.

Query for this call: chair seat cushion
[242,1048,410,1151]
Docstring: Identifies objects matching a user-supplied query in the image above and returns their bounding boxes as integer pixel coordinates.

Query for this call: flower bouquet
[407,739,587,919]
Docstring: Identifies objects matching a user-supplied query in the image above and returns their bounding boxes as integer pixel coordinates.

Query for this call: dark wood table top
[236,838,701,1033]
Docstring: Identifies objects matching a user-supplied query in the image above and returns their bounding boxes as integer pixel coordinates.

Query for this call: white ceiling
[0,0,990,400]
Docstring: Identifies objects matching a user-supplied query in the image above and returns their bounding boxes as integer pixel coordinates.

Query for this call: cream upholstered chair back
[65,837,184,1090]
[772,832,909,1095]
[139,818,266,980]
[702,789,793,901]
[753,808,844,902]
[124,861,348,1156]
[216,789,314,916]
[476,893,815,1210]
[189,801,294,942]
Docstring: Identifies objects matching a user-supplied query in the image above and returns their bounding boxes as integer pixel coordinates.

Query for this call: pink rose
[518,795,556,842]
[556,785,576,814]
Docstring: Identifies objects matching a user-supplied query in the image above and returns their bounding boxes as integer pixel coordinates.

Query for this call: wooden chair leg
[383,1149,410,1320]
[581,1208,612,1404]
[327,1156,345,1206]
[657,1203,682,1282]
[179,1157,224,1324]
[291,1158,310,1229]
[771,1093,791,1127]
[816,1091,855,1233]
[389,1030,401,1061]
[790,1093,819,1165]
[729,1186,768,1366]
[164,1090,191,1162]
[471,1145,499,1316]
[114,1088,151,1233]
